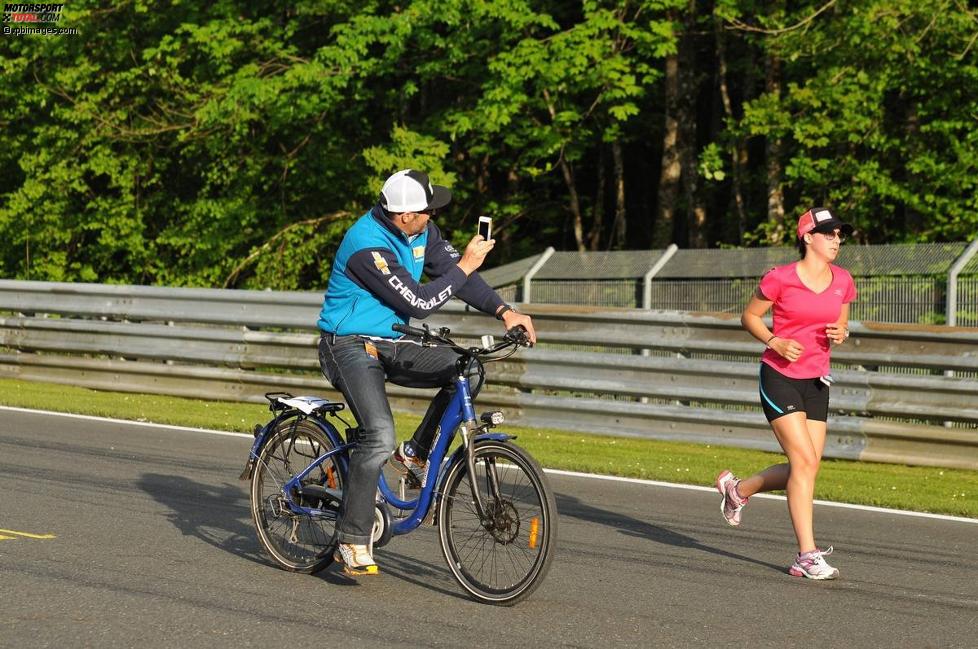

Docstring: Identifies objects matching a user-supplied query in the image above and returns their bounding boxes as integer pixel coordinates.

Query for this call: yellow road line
[0,528,56,540]
[0,535,14,540]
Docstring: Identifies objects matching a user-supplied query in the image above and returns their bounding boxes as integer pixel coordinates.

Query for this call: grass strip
[1,377,974,519]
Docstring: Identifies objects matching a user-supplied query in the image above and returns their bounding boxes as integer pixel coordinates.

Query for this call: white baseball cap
[379,169,452,214]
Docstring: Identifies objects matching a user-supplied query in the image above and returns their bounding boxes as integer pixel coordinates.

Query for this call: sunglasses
[814,230,846,243]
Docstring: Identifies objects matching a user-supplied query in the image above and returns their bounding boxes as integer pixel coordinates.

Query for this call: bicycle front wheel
[250,420,342,574]
[437,441,557,605]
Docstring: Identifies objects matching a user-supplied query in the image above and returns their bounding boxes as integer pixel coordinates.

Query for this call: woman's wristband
[765,334,778,348]
[496,305,513,321]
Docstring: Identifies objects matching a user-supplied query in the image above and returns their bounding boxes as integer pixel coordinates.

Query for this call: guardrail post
[642,244,679,310]
[945,237,978,388]
[947,237,978,328]
[639,244,679,403]
[522,247,555,305]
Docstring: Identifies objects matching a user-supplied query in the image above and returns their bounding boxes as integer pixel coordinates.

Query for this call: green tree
[728,0,978,242]
[1,0,975,294]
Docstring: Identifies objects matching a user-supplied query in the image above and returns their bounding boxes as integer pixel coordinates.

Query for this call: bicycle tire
[250,419,342,574]
[437,441,557,605]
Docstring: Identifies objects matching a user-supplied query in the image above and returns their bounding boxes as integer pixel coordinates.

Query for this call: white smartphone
[478,216,492,241]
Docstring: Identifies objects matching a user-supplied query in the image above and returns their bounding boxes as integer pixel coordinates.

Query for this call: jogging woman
[716,207,856,580]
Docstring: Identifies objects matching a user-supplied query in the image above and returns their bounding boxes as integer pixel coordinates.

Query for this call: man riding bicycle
[317,169,536,576]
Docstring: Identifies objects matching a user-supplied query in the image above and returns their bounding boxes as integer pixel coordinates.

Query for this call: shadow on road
[138,472,366,584]
[137,472,269,566]
[136,472,467,592]
[373,548,470,600]
[555,493,784,573]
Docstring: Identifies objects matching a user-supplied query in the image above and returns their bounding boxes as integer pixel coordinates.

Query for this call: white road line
[3,405,976,525]
[0,405,254,440]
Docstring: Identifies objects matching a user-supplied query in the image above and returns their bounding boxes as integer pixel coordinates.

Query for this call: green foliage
[0,0,975,290]
[734,0,978,243]
[0,0,682,283]
[362,126,456,196]
[698,142,726,181]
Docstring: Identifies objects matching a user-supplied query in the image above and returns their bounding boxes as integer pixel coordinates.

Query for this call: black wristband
[496,305,513,320]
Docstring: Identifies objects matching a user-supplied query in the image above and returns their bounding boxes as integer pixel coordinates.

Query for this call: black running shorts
[758,362,830,422]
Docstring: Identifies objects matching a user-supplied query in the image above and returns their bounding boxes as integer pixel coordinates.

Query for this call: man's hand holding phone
[478,216,492,242]
[457,216,495,275]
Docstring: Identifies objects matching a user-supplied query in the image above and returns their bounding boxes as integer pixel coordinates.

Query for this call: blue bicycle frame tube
[459,374,478,424]
[379,374,474,534]
[262,375,510,531]
[283,442,355,518]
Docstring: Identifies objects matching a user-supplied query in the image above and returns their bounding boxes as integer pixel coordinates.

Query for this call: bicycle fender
[473,432,516,443]
[239,411,345,481]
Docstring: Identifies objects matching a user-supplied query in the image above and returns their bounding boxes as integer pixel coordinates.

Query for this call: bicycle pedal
[389,462,424,489]
[404,472,422,490]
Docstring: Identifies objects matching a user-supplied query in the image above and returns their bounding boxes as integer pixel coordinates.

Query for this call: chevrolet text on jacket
[318,206,503,338]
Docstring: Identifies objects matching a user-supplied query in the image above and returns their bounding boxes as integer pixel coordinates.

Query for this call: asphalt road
[1,408,976,648]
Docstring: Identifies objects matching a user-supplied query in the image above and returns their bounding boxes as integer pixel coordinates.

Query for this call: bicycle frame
[251,370,513,536]
[377,372,512,534]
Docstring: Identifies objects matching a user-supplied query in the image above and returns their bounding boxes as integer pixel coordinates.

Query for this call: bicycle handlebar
[391,323,427,338]
[391,322,530,357]
[504,325,531,347]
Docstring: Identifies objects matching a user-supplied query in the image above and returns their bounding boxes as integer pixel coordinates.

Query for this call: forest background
[2,0,977,291]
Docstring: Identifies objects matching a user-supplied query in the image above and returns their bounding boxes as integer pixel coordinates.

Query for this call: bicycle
[239,323,557,605]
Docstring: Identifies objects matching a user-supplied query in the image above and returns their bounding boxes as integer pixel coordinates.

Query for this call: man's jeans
[318,333,481,545]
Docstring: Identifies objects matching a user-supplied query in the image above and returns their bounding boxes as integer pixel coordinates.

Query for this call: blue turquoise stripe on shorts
[759,365,784,414]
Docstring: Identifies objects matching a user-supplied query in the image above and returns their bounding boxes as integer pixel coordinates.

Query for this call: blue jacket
[318,206,504,338]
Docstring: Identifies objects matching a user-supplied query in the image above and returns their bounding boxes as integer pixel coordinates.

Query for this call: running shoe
[789,546,839,580]
[333,543,379,576]
[715,469,749,526]
[390,441,426,485]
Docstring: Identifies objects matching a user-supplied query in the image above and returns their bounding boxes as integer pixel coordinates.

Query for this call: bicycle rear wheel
[250,420,342,574]
[437,441,557,605]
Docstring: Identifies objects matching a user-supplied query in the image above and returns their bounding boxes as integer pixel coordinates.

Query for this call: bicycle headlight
[480,411,505,426]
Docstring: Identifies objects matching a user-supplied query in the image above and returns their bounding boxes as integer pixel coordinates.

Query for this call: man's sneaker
[390,441,426,485]
[333,543,378,576]
[789,547,839,580]
[715,469,749,526]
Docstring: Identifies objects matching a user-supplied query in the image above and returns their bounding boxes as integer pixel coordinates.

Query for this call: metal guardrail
[0,280,976,469]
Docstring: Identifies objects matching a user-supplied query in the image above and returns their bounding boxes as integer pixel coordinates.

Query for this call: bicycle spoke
[439,442,556,603]
[251,422,341,574]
